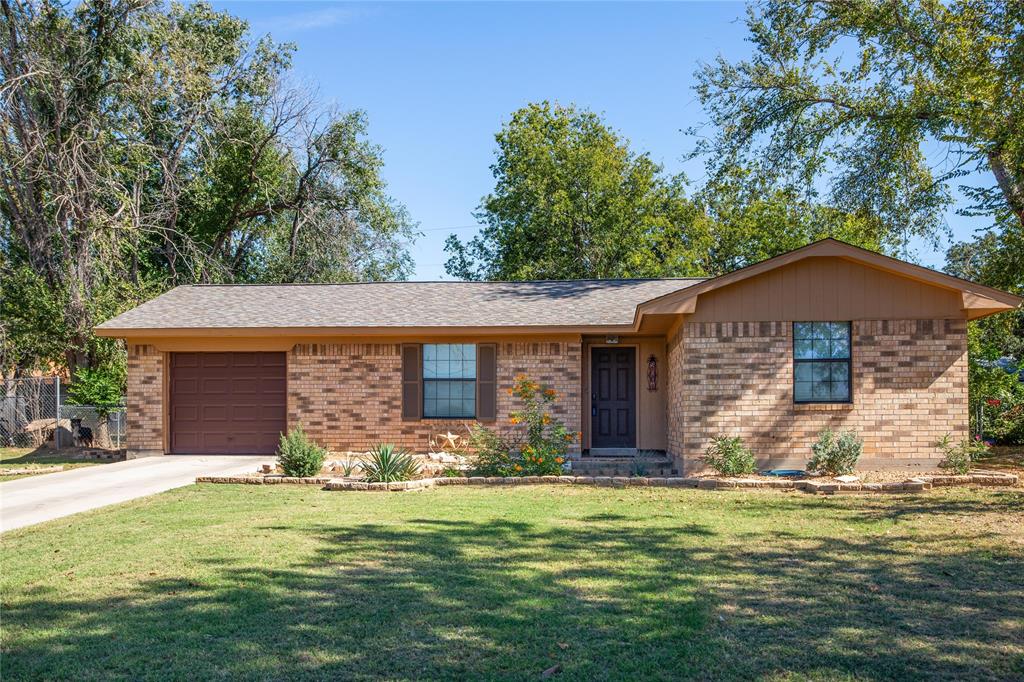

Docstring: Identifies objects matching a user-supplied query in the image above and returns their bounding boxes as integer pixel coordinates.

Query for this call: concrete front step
[573,468,682,477]
[570,458,679,477]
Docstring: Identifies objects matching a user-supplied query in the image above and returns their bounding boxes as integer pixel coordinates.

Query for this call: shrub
[276,425,326,477]
[361,443,420,482]
[507,374,575,475]
[702,436,757,476]
[936,434,989,474]
[807,429,862,476]
[468,374,578,476]
[466,424,520,476]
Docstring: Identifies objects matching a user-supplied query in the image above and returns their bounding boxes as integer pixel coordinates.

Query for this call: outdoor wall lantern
[647,354,658,391]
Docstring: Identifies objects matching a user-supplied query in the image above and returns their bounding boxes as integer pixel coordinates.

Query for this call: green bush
[936,434,989,474]
[276,425,326,477]
[702,436,757,476]
[807,429,862,476]
[361,444,420,482]
[466,424,520,476]
[468,375,578,476]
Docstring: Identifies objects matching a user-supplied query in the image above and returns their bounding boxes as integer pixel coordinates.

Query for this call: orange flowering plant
[508,374,575,475]
[467,374,577,476]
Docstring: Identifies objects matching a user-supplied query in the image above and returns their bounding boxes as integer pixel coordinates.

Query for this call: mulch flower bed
[195,470,1018,495]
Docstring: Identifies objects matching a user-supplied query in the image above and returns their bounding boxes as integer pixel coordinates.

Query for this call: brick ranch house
[96,239,1021,472]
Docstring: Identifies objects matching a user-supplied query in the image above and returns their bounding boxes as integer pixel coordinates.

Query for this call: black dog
[70,418,94,448]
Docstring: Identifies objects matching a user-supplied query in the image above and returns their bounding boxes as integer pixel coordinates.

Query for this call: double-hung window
[423,344,476,418]
[793,322,851,403]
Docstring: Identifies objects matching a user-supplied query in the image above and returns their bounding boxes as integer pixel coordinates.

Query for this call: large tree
[692,0,1023,250]
[446,101,886,281]
[0,0,415,378]
[444,101,705,281]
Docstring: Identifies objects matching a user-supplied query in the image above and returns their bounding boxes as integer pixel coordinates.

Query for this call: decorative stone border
[196,476,333,485]
[196,471,1018,494]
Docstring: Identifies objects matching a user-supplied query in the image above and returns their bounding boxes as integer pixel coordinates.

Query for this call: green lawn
[0,447,105,481]
[2,485,1022,681]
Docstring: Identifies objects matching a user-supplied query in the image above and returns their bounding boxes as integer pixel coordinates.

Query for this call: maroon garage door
[170,352,286,454]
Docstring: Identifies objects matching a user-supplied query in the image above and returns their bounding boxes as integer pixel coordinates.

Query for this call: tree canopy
[444,101,703,281]
[692,0,1024,250]
[0,0,415,378]
[445,101,887,281]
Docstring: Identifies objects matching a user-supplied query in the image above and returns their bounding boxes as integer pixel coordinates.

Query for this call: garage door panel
[170,352,286,454]
[261,377,286,391]
[201,377,231,394]
[175,353,200,368]
[258,405,286,420]
[172,405,199,422]
[230,377,260,395]
[201,405,231,421]
[173,377,200,396]
[231,354,259,367]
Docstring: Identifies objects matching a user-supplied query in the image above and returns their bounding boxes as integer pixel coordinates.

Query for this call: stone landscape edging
[195,471,1018,494]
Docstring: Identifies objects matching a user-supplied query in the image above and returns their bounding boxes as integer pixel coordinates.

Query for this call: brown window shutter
[476,343,497,422]
[401,344,422,421]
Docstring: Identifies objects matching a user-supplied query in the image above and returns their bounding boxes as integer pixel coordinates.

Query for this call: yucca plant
[339,455,357,477]
[361,444,420,483]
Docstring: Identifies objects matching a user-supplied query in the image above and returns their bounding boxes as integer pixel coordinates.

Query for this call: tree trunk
[988,150,1024,228]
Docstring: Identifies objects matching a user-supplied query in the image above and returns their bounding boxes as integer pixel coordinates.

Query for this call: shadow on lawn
[4,495,1023,680]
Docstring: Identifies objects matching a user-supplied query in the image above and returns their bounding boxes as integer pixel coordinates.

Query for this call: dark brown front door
[170,352,286,454]
[591,347,636,448]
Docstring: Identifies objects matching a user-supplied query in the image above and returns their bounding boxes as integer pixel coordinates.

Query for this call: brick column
[126,344,164,458]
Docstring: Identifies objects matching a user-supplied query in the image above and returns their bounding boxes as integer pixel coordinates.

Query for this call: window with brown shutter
[423,344,476,418]
[476,343,497,422]
[401,344,422,420]
[402,342,498,422]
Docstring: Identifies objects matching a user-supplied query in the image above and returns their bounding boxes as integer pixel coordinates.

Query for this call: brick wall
[667,319,968,471]
[288,340,582,453]
[126,344,163,457]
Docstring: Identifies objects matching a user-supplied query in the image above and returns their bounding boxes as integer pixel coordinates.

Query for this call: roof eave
[94,323,641,339]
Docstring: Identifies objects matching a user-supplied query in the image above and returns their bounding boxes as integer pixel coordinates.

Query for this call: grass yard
[0,447,106,481]
[2,485,1022,681]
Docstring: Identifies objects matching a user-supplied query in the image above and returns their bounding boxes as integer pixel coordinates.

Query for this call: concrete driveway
[0,455,273,533]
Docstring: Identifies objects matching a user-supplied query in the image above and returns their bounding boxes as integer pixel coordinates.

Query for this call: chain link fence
[0,377,125,450]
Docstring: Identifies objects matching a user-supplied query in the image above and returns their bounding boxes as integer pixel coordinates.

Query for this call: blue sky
[215,1,984,280]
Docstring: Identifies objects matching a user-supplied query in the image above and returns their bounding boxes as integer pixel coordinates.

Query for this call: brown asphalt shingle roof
[96,279,705,331]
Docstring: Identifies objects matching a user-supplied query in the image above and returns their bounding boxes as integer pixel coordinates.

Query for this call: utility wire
[416,224,483,232]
